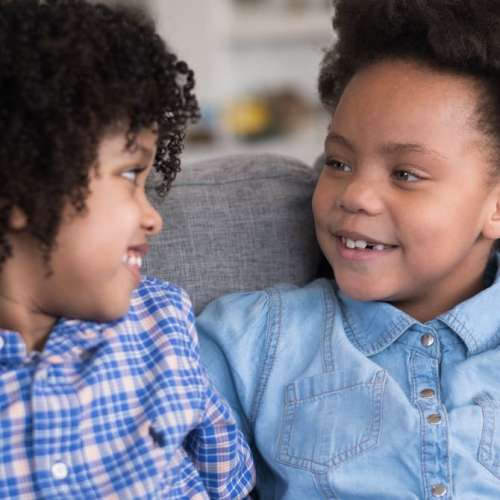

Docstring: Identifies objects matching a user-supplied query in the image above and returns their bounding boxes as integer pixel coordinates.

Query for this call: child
[197,0,500,498]
[0,0,255,498]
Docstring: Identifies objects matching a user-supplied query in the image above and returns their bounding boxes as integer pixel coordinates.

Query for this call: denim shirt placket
[410,323,452,499]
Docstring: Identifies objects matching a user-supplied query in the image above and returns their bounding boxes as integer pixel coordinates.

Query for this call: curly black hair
[319,0,500,167]
[0,0,199,265]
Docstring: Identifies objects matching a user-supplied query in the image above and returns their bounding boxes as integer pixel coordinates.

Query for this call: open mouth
[122,251,143,269]
[339,236,396,251]
[122,243,149,271]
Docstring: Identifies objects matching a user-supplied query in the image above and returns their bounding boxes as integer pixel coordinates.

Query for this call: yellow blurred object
[225,98,273,138]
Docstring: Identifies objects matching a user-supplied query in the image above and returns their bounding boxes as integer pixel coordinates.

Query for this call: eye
[324,158,352,173]
[121,166,146,183]
[392,169,421,182]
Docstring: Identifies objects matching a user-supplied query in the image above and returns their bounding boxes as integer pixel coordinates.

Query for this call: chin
[103,305,130,321]
[87,299,131,323]
[336,280,389,303]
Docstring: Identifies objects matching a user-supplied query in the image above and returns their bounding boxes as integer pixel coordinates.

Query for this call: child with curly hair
[0,1,254,498]
[198,0,500,498]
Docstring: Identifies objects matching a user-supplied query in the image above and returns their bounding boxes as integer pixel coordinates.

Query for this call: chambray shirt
[0,278,255,499]
[197,256,500,499]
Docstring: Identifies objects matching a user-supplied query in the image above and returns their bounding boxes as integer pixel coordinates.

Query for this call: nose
[336,175,384,215]
[141,195,163,235]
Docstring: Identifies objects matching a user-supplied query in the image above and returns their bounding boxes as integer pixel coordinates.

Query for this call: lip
[126,263,142,284]
[127,243,150,256]
[334,230,394,247]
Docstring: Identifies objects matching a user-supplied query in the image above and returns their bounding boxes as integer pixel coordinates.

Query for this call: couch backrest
[144,153,321,314]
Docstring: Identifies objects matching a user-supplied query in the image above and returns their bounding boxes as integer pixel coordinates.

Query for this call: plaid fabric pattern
[0,278,255,499]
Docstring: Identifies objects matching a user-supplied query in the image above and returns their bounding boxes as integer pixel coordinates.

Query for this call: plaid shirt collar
[0,316,116,366]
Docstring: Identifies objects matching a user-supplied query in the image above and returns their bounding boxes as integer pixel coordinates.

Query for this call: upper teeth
[123,253,143,268]
[342,237,386,251]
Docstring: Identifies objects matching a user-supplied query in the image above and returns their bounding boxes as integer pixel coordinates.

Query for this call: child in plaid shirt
[0,1,255,498]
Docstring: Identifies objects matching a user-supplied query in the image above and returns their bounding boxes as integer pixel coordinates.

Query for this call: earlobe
[482,192,500,240]
[8,206,28,232]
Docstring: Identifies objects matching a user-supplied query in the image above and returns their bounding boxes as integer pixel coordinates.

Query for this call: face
[313,60,500,321]
[11,128,162,326]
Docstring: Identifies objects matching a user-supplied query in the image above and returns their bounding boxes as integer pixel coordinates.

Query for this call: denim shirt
[197,255,500,499]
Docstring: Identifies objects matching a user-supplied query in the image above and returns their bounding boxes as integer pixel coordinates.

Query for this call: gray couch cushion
[144,153,321,314]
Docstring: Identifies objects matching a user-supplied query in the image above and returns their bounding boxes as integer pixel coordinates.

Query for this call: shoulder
[197,278,336,374]
[131,276,193,320]
[197,278,334,335]
[130,276,194,332]
[197,279,338,425]
[274,278,336,309]
[108,279,212,423]
[117,277,198,360]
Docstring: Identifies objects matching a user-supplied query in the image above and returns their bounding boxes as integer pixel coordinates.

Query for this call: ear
[7,205,28,232]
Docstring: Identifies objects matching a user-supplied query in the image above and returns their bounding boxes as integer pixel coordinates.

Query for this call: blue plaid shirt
[0,277,255,499]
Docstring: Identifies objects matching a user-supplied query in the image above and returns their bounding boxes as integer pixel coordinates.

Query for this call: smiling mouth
[122,251,143,269]
[338,236,397,251]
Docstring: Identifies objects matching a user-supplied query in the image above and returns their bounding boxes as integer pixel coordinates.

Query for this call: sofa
[144,153,322,314]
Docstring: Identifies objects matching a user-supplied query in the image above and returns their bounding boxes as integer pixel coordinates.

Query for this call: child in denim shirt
[0,1,254,498]
[197,0,500,498]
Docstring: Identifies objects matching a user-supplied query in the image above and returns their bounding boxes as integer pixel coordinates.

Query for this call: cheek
[312,179,336,223]
[396,194,484,257]
[55,214,136,265]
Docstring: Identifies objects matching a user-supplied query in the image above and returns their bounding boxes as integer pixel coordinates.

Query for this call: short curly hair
[319,0,500,168]
[0,0,199,265]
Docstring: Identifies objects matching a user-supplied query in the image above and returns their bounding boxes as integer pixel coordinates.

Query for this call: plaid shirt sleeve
[180,298,256,499]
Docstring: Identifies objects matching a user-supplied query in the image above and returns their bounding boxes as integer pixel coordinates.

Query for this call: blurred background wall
[125,0,335,166]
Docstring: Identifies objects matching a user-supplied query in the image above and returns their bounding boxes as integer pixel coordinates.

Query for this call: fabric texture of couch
[144,153,321,313]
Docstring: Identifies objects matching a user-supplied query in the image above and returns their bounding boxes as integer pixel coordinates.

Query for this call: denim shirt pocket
[277,369,386,473]
[476,394,500,479]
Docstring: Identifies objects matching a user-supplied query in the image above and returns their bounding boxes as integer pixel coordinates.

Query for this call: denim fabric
[197,255,500,499]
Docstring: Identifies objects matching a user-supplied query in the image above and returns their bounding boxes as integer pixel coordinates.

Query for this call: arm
[181,292,257,499]
[135,279,257,498]
[196,290,272,441]
[185,372,256,499]
[195,290,275,498]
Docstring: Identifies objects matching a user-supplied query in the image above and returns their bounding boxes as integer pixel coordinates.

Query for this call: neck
[395,273,485,323]
[0,250,56,352]
[0,296,55,352]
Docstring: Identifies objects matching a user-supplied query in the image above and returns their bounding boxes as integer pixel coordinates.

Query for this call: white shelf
[182,112,329,167]
[229,8,334,45]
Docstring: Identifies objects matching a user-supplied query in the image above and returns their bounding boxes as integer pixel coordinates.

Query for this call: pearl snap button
[431,483,447,497]
[427,413,442,425]
[51,462,69,480]
[420,388,435,399]
[421,334,435,347]
[0,336,5,350]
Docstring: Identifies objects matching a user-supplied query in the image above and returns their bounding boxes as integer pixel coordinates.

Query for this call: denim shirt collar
[337,253,500,356]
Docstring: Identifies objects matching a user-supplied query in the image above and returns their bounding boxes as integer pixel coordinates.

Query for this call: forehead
[96,128,158,168]
[330,60,486,155]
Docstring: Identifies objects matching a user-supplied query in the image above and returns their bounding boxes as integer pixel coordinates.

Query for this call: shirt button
[421,334,435,347]
[0,336,4,350]
[427,413,442,425]
[420,388,435,399]
[51,462,69,480]
[431,483,448,496]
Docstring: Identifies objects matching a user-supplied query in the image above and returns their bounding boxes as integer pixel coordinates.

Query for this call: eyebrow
[325,132,355,152]
[325,131,448,161]
[125,143,154,163]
